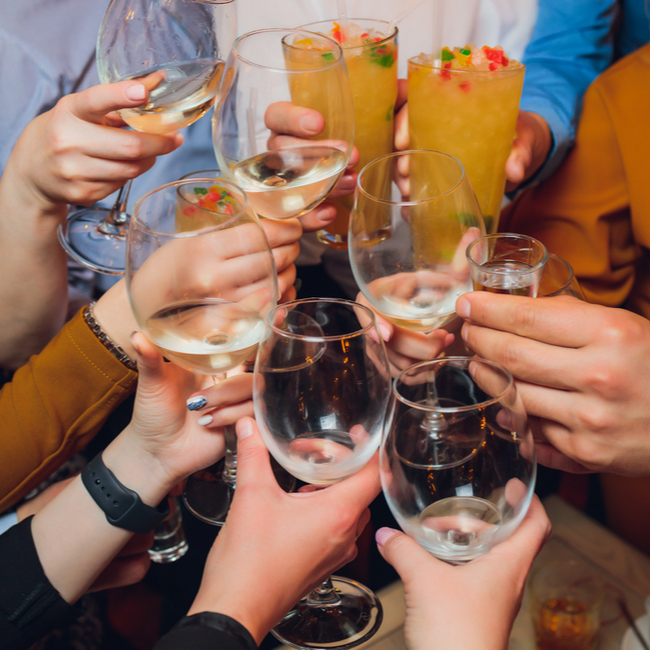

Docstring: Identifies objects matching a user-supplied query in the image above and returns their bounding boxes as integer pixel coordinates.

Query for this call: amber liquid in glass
[534,597,599,650]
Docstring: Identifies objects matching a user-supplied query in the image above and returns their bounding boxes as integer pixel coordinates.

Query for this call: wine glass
[538,253,587,299]
[466,233,548,296]
[212,28,354,221]
[349,150,485,334]
[254,298,391,649]
[126,177,278,526]
[380,357,536,564]
[60,0,235,275]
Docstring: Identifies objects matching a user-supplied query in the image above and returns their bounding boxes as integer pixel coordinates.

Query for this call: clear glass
[213,28,354,221]
[59,0,235,275]
[295,19,398,250]
[349,149,485,334]
[126,177,278,526]
[149,496,189,564]
[381,357,536,564]
[538,253,587,299]
[466,233,548,297]
[254,298,390,649]
[529,559,605,650]
[408,55,525,234]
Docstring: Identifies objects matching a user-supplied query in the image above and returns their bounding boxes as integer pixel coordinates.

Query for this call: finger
[376,527,444,583]
[273,243,300,275]
[457,293,595,348]
[327,453,381,512]
[505,149,526,187]
[299,203,338,233]
[198,400,255,429]
[260,217,303,250]
[326,170,357,198]
[535,442,592,474]
[187,373,254,412]
[234,417,278,490]
[394,101,409,151]
[68,81,149,123]
[264,102,324,137]
[461,322,583,390]
[130,331,166,382]
[395,78,408,113]
[278,265,298,299]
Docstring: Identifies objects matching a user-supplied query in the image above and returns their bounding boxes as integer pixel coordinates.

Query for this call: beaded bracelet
[83,303,138,372]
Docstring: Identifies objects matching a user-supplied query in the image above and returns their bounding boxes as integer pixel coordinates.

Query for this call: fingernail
[461,322,470,341]
[237,419,254,440]
[197,415,213,426]
[375,527,398,547]
[378,324,391,342]
[125,83,146,101]
[173,133,184,147]
[187,396,208,411]
[129,332,142,355]
[340,172,355,186]
[456,297,470,320]
[299,113,320,134]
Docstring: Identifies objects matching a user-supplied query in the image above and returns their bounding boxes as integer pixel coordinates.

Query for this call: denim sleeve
[520,0,618,182]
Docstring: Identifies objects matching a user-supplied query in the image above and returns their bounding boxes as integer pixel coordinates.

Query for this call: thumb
[376,527,443,583]
[68,80,149,124]
[130,331,166,384]
[234,417,277,490]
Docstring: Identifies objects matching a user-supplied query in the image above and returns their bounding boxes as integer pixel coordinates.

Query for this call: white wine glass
[60,0,235,275]
[254,298,391,649]
[381,357,536,564]
[213,28,354,221]
[126,177,278,525]
[349,150,485,334]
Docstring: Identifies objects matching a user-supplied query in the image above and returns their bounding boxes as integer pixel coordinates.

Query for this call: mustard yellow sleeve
[501,80,639,309]
[0,309,137,512]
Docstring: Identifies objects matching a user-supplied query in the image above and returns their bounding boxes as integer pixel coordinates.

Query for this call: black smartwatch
[82,453,169,534]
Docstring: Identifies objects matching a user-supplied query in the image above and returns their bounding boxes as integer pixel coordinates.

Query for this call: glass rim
[542,253,576,297]
[466,233,549,276]
[233,27,345,73]
[265,297,379,342]
[131,177,250,237]
[178,168,222,180]
[356,149,467,206]
[407,54,525,77]
[298,18,398,51]
[393,357,515,412]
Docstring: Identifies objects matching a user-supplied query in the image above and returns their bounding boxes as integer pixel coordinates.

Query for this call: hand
[505,111,552,191]
[376,495,551,650]
[456,292,650,475]
[187,417,381,644]
[264,102,360,232]
[18,478,154,593]
[8,80,182,213]
[355,292,453,376]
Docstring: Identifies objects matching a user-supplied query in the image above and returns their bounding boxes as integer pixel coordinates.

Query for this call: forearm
[31,426,173,604]
[0,161,69,370]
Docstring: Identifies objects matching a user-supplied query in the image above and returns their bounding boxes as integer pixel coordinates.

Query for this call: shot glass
[148,496,189,564]
[529,559,605,650]
[538,254,586,299]
[466,233,548,296]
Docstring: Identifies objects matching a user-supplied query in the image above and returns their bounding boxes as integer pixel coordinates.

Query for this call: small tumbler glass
[148,496,189,564]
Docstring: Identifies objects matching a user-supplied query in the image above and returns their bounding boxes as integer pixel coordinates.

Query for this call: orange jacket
[501,44,650,319]
[0,309,137,512]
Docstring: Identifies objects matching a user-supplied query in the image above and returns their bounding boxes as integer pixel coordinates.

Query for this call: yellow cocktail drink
[408,45,524,233]
[288,20,398,249]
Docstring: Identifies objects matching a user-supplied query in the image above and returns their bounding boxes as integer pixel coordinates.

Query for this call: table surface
[274,495,650,650]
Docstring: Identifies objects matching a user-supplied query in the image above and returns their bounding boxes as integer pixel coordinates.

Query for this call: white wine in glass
[349,150,485,334]
[213,28,354,221]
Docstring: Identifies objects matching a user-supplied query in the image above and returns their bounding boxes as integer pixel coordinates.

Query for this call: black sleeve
[0,517,83,650]
[154,612,258,650]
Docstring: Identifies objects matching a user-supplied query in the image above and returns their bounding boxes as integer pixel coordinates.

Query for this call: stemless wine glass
[466,233,549,296]
[349,150,485,334]
[254,298,391,649]
[213,28,354,221]
[60,0,235,274]
[381,357,536,564]
[126,177,278,526]
[538,253,587,299]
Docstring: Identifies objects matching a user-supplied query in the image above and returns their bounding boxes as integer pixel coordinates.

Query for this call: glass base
[148,538,189,564]
[58,207,127,275]
[272,576,383,650]
[183,456,297,526]
[316,228,348,250]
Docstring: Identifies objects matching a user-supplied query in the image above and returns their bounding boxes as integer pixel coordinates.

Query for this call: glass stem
[97,179,132,236]
[423,370,447,439]
[306,577,341,606]
[222,424,237,487]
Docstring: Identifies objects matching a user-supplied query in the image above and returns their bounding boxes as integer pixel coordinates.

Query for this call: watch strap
[82,453,169,534]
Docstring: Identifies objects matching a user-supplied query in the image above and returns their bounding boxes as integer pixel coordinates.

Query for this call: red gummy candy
[489,62,498,71]
[459,81,471,93]
[206,192,220,202]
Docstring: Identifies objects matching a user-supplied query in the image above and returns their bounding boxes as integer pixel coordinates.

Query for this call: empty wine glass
[126,177,278,525]
[349,150,485,334]
[254,298,391,649]
[212,28,354,221]
[60,0,235,274]
[381,357,536,564]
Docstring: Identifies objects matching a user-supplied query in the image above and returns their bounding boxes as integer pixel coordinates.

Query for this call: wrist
[93,279,139,358]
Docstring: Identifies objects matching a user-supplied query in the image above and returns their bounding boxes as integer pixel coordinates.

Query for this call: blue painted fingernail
[187,395,208,411]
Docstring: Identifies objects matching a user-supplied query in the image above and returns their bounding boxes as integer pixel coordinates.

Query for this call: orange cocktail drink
[289,19,398,249]
[408,45,524,233]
